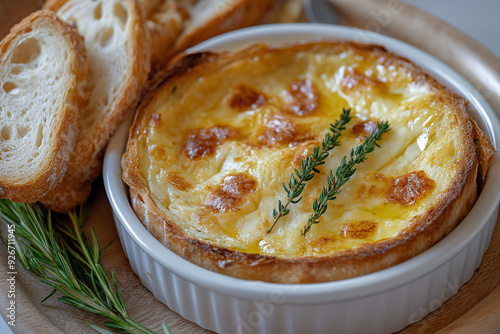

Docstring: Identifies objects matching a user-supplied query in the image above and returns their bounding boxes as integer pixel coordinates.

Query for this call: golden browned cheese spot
[387,171,436,206]
[150,113,162,128]
[309,236,337,254]
[357,172,392,199]
[229,85,267,112]
[258,116,295,146]
[167,172,190,191]
[182,126,239,159]
[311,236,336,247]
[151,146,167,161]
[341,68,384,92]
[257,116,316,147]
[285,79,320,116]
[351,120,378,140]
[204,173,257,213]
[340,221,377,239]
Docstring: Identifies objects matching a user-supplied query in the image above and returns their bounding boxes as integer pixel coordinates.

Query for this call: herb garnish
[0,200,170,334]
[267,108,352,233]
[301,121,390,236]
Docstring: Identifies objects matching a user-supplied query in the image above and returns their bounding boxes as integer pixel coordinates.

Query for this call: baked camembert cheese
[122,42,494,283]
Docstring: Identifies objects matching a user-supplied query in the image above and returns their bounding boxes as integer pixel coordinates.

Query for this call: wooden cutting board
[1,0,500,333]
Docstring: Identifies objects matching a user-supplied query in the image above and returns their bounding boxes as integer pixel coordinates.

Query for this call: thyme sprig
[0,200,170,334]
[267,108,352,233]
[301,121,391,236]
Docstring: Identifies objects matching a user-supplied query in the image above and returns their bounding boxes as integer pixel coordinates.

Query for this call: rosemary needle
[267,108,352,233]
[0,200,169,334]
[301,120,391,236]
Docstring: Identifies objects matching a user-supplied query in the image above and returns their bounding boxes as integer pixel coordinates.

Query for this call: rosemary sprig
[267,108,352,233]
[301,121,391,236]
[0,200,169,334]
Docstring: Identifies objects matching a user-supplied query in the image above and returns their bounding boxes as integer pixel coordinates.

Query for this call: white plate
[103,23,500,334]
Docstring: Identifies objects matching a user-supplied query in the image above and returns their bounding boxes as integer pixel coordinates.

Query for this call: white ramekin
[103,24,500,334]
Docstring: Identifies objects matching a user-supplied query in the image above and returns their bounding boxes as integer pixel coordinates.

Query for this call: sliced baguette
[0,10,88,203]
[139,0,277,73]
[46,0,276,74]
[172,0,277,49]
[259,0,305,24]
[41,0,150,212]
[139,0,187,69]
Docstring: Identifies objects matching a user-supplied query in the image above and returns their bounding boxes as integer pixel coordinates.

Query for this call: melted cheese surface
[137,44,465,257]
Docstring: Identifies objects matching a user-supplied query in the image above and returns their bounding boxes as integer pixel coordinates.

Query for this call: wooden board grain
[1,0,500,333]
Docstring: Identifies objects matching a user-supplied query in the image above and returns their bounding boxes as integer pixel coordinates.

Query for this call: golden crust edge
[469,117,496,190]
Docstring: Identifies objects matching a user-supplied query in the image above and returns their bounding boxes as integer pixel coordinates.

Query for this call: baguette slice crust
[122,42,495,283]
[173,0,277,49]
[41,0,150,212]
[143,0,277,73]
[0,10,88,203]
[138,0,187,69]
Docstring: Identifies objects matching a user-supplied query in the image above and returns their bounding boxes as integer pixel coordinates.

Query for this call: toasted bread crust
[42,0,66,12]
[470,117,495,190]
[173,0,278,53]
[139,0,187,70]
[122,41,494,283]
[40,0,150,212]
[0,10,88,203]
[149,0,277,73]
